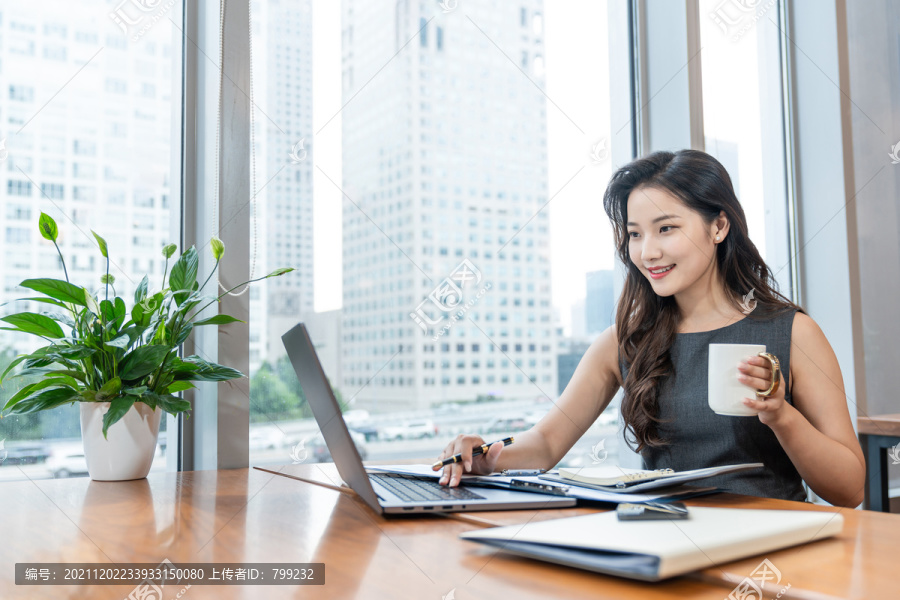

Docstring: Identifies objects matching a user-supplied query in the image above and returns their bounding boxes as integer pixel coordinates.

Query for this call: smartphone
[616,501,689,520]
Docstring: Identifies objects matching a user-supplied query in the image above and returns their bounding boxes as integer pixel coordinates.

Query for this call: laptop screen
[281,323,382,512]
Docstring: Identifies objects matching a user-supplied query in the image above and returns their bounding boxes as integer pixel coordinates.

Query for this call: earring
[716,236,720,241]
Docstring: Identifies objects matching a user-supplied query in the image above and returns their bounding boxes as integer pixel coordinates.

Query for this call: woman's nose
[641,236,661,261]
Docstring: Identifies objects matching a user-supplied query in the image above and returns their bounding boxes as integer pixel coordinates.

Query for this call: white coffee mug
[708,343,768,416]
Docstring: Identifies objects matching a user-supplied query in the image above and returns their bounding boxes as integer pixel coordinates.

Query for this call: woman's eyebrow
[626,214,682,227]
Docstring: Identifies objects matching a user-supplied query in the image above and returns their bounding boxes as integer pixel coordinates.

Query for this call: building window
[40,183,64,199]
[9,85,35,102]
[7,180,32,196]
[419,17,427,47]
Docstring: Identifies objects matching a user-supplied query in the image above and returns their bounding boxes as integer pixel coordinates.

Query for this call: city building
[585,269,615,337]
[0,4,175,354]
[253,0,316,369]
[340,0,557,411]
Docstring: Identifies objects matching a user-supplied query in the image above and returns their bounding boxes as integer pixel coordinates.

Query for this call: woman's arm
[436,324,623,486]
[741,312,866,507]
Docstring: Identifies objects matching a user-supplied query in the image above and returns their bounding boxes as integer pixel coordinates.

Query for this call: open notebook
[542,463,763,494]
[460,507,844,582]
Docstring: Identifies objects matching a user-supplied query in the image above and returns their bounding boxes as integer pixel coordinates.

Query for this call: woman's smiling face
[625,185,723,296]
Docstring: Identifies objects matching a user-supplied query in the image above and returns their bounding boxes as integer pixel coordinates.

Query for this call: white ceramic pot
[80,401,162,481]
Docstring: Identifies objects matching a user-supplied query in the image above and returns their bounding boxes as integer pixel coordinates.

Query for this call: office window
[242,0,622,470]
[0,1,183,482]
[699,0,792,293]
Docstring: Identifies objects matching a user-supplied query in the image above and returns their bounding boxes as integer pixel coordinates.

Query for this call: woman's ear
[714,210,730,240]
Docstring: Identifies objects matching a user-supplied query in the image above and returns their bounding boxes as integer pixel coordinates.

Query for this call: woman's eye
[629,227,673,238]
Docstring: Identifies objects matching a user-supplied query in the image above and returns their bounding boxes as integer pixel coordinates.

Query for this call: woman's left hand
[737,355,789,428]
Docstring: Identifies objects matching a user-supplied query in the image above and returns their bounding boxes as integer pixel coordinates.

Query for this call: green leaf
[162,243,177,259]
[46,311,75,328]
[123,386,148,396]
[102,396,135,440]
[147,392,191,415]
[140,393,158,410]
[3,375,79,411]
[134,275,150,305]
[0,354,31,384]
[16,297,68,310]
[174,323,193,346]
[100,299,116,324]
[165,381,195,394]
[49,369,88,384]
[99,376,122,397]
[192,314,243,327]
[100,274,116,285]
[56,345,96,360]
[168,357,199,376]
[176,355,244,382]
[3,378,77,411]
[38,212,59,242]
[113,297,127,329]
[19,279,86,307]
[105,333,131,350]
[210,236,225,261]
[84,289,101,316]
[267,267,295,278]
[0,313,65,339]
[92,230,108,258]
[169,246,199,293]
[7,387,80,415]
[118,345,170,381]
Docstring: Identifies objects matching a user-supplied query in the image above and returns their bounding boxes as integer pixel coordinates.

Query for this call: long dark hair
[603,150,804,452]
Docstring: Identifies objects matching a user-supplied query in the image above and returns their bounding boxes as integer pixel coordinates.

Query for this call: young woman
[435,150,866,508]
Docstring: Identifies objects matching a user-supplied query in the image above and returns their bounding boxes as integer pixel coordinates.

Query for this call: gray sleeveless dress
[619,307,808,502]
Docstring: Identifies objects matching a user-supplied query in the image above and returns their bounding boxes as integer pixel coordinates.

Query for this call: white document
[461,506,844,581]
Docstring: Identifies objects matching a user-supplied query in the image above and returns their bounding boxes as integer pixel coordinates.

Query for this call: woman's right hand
[434,434,505,487]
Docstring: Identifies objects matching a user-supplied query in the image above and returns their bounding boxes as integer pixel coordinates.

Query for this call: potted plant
[0,213,292,481]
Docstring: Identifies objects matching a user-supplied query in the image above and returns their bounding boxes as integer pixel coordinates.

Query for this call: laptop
[281,323,576,514]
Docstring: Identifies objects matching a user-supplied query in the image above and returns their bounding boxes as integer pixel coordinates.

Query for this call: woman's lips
[648,265,675,279]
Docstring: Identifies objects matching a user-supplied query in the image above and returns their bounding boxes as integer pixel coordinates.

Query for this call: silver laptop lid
[282,323,383,513]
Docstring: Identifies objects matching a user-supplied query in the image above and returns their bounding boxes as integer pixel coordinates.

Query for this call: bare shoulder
[789,311,843,403]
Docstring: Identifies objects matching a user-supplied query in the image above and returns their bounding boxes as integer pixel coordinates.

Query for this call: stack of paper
[460,507,844,581]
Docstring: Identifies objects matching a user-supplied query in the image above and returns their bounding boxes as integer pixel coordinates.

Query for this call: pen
[501,469,547,476]
[432,436,514,469]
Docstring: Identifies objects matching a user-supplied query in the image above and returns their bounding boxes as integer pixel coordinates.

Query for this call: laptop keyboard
[370,473,486,502]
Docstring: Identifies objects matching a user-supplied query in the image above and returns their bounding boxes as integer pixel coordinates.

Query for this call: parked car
[343,409,379,441]
[380,419,438,441]
[2,444,50,466]
[249,427,286,451]
[46,446,89,478]
[482,417,528,435]
[305,431,368,463]
[348,423,380,442]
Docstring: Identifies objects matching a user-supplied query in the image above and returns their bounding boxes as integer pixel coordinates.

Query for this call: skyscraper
[585,269,615,336]
[341,0,556,411]
[253,0,316,368]
[0,1,176,355]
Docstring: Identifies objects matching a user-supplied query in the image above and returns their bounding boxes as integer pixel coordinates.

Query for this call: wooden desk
[0,463,896,600]
[857,413,900,512]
